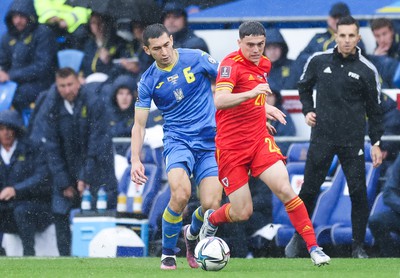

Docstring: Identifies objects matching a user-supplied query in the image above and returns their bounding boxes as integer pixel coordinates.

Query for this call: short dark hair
[143,23,170,47]
[56,67,78,79]
[370,18,393,32]
[239,21,266,39]
[337,15,359,32]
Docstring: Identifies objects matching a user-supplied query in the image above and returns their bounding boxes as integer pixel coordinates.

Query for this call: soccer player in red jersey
[199,21,330,266]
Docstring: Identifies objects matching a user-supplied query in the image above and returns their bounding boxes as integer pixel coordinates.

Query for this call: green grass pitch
[0,257,399,277]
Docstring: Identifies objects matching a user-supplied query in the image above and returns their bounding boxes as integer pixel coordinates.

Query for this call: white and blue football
[194,237,230,271]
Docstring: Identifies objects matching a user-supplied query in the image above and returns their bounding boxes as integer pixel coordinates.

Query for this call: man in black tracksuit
[285,16,384,259]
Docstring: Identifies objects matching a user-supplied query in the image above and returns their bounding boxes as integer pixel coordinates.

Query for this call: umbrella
[72,0,161,24]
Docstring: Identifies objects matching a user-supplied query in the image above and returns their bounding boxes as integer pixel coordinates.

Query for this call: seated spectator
[0,0,57,113]
[106,75,137,155]
[40,67,117,256]
[161,2,209,52]
[81,12,125,80]
[264,28,296,91]
[369,152,400,257]
[366,18,400,89]
[0,109,52,256]
[33,0,91,49]
[378,94,400,176]
[370,18,400,59]
[119,20,155,82]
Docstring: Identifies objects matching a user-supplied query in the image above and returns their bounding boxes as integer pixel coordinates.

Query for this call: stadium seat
[57,49,84,73]
[0,81,17,111]
[312,160,380,246]
[286,142,309,163]
[367,192,400,246]
[119,145,165,216]
[273,143,339,247]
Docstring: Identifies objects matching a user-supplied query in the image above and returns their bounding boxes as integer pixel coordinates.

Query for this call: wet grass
[0,257,399,277]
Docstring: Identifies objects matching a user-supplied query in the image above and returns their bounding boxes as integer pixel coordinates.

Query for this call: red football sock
[285,196,317,251]
[208,203,232,226]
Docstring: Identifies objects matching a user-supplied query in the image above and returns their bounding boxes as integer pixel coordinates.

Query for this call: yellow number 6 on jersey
[183,67,195,83]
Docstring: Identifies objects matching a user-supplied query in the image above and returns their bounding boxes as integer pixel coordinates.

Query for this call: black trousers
[0,202,52,256]
[53,213,71,256]
[298,142,369,245]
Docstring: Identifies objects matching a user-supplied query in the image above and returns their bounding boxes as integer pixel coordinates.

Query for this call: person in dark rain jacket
[0,110,52,256]
[41,67,117,256]
[264,28,296,92]
[0,0,56,113]
[369,153,400,257]
[106,74,137,155]
[285,16,384,259]
[161,2,209,53]
[81,12,125,79]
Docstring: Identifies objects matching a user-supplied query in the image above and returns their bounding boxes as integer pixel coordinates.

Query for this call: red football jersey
[215,49,272,149]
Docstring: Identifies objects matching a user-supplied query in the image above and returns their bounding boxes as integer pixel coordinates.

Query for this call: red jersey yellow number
[255,94,266,106]
[265,137,282,155]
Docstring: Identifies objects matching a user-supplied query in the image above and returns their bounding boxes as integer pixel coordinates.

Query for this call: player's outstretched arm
[130,109,149,184]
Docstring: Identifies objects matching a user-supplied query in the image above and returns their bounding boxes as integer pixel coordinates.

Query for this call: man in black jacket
[285,16,384,259]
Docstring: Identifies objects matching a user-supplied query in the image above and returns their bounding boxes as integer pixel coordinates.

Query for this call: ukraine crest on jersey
[136,48,219,141]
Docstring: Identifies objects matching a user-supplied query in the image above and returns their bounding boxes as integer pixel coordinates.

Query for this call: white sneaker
[199,209,218,241]
[310,247,331,266]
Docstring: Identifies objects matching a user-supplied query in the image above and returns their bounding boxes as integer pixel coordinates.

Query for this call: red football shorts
[216,135,286,195]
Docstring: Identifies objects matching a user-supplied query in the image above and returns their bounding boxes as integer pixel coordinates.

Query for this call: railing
[112,135,400,144]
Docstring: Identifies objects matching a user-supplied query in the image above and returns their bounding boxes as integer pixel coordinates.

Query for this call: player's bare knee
[201,196,221,210]
[233,206,253,221]
[171,190,190,207]
[274,183,296,202]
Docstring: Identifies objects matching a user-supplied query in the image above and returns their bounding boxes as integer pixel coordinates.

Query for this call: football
[194,237,230,271]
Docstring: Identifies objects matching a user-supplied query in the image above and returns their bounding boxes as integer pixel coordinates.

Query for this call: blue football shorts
[163,137,218,185]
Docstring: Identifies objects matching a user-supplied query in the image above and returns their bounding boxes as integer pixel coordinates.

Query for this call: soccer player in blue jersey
[130,23,222,270]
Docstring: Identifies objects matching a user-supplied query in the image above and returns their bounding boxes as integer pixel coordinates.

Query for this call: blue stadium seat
[286,142,309,163]
[120,145,166,216]
[367,192,400,246]
[57,49,84,73]
[312,160,380,246]
[273,143,339,247]
[0,81,17,111]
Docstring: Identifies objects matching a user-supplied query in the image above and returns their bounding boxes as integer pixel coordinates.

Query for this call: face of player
[116,88,134,111]
[335,24,361,58]
[56,74,81,103]
[0,125,16,149]
[373,26,394,51]
[144,32,176,68]
[238,35,266,65]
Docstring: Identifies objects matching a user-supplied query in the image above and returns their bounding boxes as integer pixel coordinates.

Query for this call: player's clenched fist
[251,83,272,97]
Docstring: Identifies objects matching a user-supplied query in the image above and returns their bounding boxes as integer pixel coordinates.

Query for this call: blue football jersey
[136,48,218,141]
